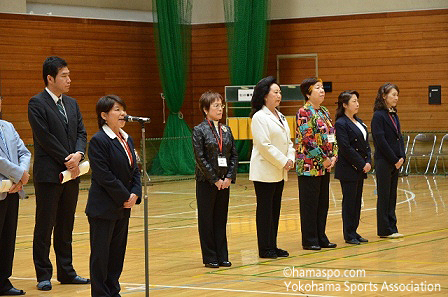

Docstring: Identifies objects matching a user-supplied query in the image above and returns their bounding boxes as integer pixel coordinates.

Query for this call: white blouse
[354,120,367,140]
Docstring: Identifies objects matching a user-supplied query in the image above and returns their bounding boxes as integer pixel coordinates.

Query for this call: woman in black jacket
[334,91,371,245]
[192,91,238,268]
[86,95,142,297]
[371,83,406,239]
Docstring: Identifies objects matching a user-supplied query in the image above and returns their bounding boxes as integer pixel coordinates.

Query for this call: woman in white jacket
[249,76,295,259]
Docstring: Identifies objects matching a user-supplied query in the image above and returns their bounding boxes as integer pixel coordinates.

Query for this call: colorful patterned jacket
[295,102,338,176]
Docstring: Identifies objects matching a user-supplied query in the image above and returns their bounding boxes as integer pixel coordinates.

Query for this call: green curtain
[150,0,195,175]
[224,0,270,172]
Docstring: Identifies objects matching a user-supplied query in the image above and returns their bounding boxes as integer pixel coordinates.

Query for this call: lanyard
[320,110,333,128]
[388,113,398,133]
[117,133,133,166]
[207,119,223,154]
[313,107,333,129]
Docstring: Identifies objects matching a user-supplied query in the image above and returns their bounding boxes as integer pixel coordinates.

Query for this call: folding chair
[432,134,448,175]
[405,133,437,175]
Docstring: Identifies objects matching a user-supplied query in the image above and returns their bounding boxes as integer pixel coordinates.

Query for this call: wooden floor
[11,174,448,296]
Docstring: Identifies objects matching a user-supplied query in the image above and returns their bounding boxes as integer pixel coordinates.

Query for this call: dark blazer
[86,128,142,220]
[28,89,87,183]
[371,110,405,165]
[334,115,371,181]
[192,120,238,184]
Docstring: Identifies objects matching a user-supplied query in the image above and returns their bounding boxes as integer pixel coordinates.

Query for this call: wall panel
[0,9,447,153]
[0,13,162,147]
[188,9,448,132]
[267,10,448,130]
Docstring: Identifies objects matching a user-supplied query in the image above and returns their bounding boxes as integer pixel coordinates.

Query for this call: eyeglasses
[211,103,224,109]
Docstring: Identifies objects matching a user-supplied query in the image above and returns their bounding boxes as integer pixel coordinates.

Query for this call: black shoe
[60,275,90,284]
[219,261,232,267]
[303,245,321,250]
[321,243,337,248]
[37,280,52,291]
[358,237,368,243]
[345,239,360,245]
[275,248,289,257]
[0,287,26,295]
[259,250,278,259]
[205,262,219,268]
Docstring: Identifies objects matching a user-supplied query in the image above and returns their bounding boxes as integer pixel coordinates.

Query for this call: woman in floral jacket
[296,77,338,250]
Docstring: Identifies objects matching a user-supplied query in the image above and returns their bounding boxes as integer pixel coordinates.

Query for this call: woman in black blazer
[86,95,142,297]
[192,91,238,268]
[371,83,406,239]
[334,91,371,245]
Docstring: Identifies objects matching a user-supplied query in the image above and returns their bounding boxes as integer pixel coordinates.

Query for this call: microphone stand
[140,121,150,297]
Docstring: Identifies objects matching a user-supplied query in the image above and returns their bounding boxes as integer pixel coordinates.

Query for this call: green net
[224,0,270,172]
[150,0,195,175]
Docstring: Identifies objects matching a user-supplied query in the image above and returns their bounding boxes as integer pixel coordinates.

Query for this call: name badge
[218,156,227,167]
[327,134,336,143]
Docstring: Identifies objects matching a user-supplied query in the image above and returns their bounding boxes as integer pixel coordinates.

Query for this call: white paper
[59,161,90,184]
[238,89,254,101]
[0,179,13,192]
[218,156,227,167]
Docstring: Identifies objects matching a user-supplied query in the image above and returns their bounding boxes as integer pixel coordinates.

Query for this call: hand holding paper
[59,160,90,183]
[8,181,22,193]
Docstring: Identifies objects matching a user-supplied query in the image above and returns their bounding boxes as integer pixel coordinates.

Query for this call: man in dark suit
[28,56,89,291]
[0,97,31,296]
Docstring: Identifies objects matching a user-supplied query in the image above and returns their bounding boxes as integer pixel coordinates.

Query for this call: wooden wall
[268,10,448,130]
[0,9,447,150]
[188,9,448,131]
[0,13,162,146]
[189,24,230,126]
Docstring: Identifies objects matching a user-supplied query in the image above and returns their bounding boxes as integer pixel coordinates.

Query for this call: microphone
[124,115,151,123]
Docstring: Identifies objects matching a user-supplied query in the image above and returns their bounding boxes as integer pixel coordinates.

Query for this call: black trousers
[33,180,79,282]
[0,193,19,293]
[298,173,330,247]
[196,180,229,264]
[253,180,284,255]
[89,216,129,297]
[375,158,399,236]
[340,179,364,241]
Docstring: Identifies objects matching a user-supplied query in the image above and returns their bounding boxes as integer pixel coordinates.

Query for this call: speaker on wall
[323,81,332,93]
[429,85,441,105]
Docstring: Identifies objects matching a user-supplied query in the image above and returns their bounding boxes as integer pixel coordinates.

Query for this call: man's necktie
[57,99,68,124]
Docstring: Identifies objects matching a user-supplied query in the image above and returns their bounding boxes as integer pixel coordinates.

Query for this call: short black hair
[250,76,278,118]
[43,56,67,86]
[199,91,223,117]
[96,95,127,129]
[300,77,322,101]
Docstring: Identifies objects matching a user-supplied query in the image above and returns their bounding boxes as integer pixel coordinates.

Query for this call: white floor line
[9,277,337,296]
[121,283,338,296]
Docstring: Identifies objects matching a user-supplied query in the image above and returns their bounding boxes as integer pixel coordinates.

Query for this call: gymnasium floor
[11,173,448,296]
